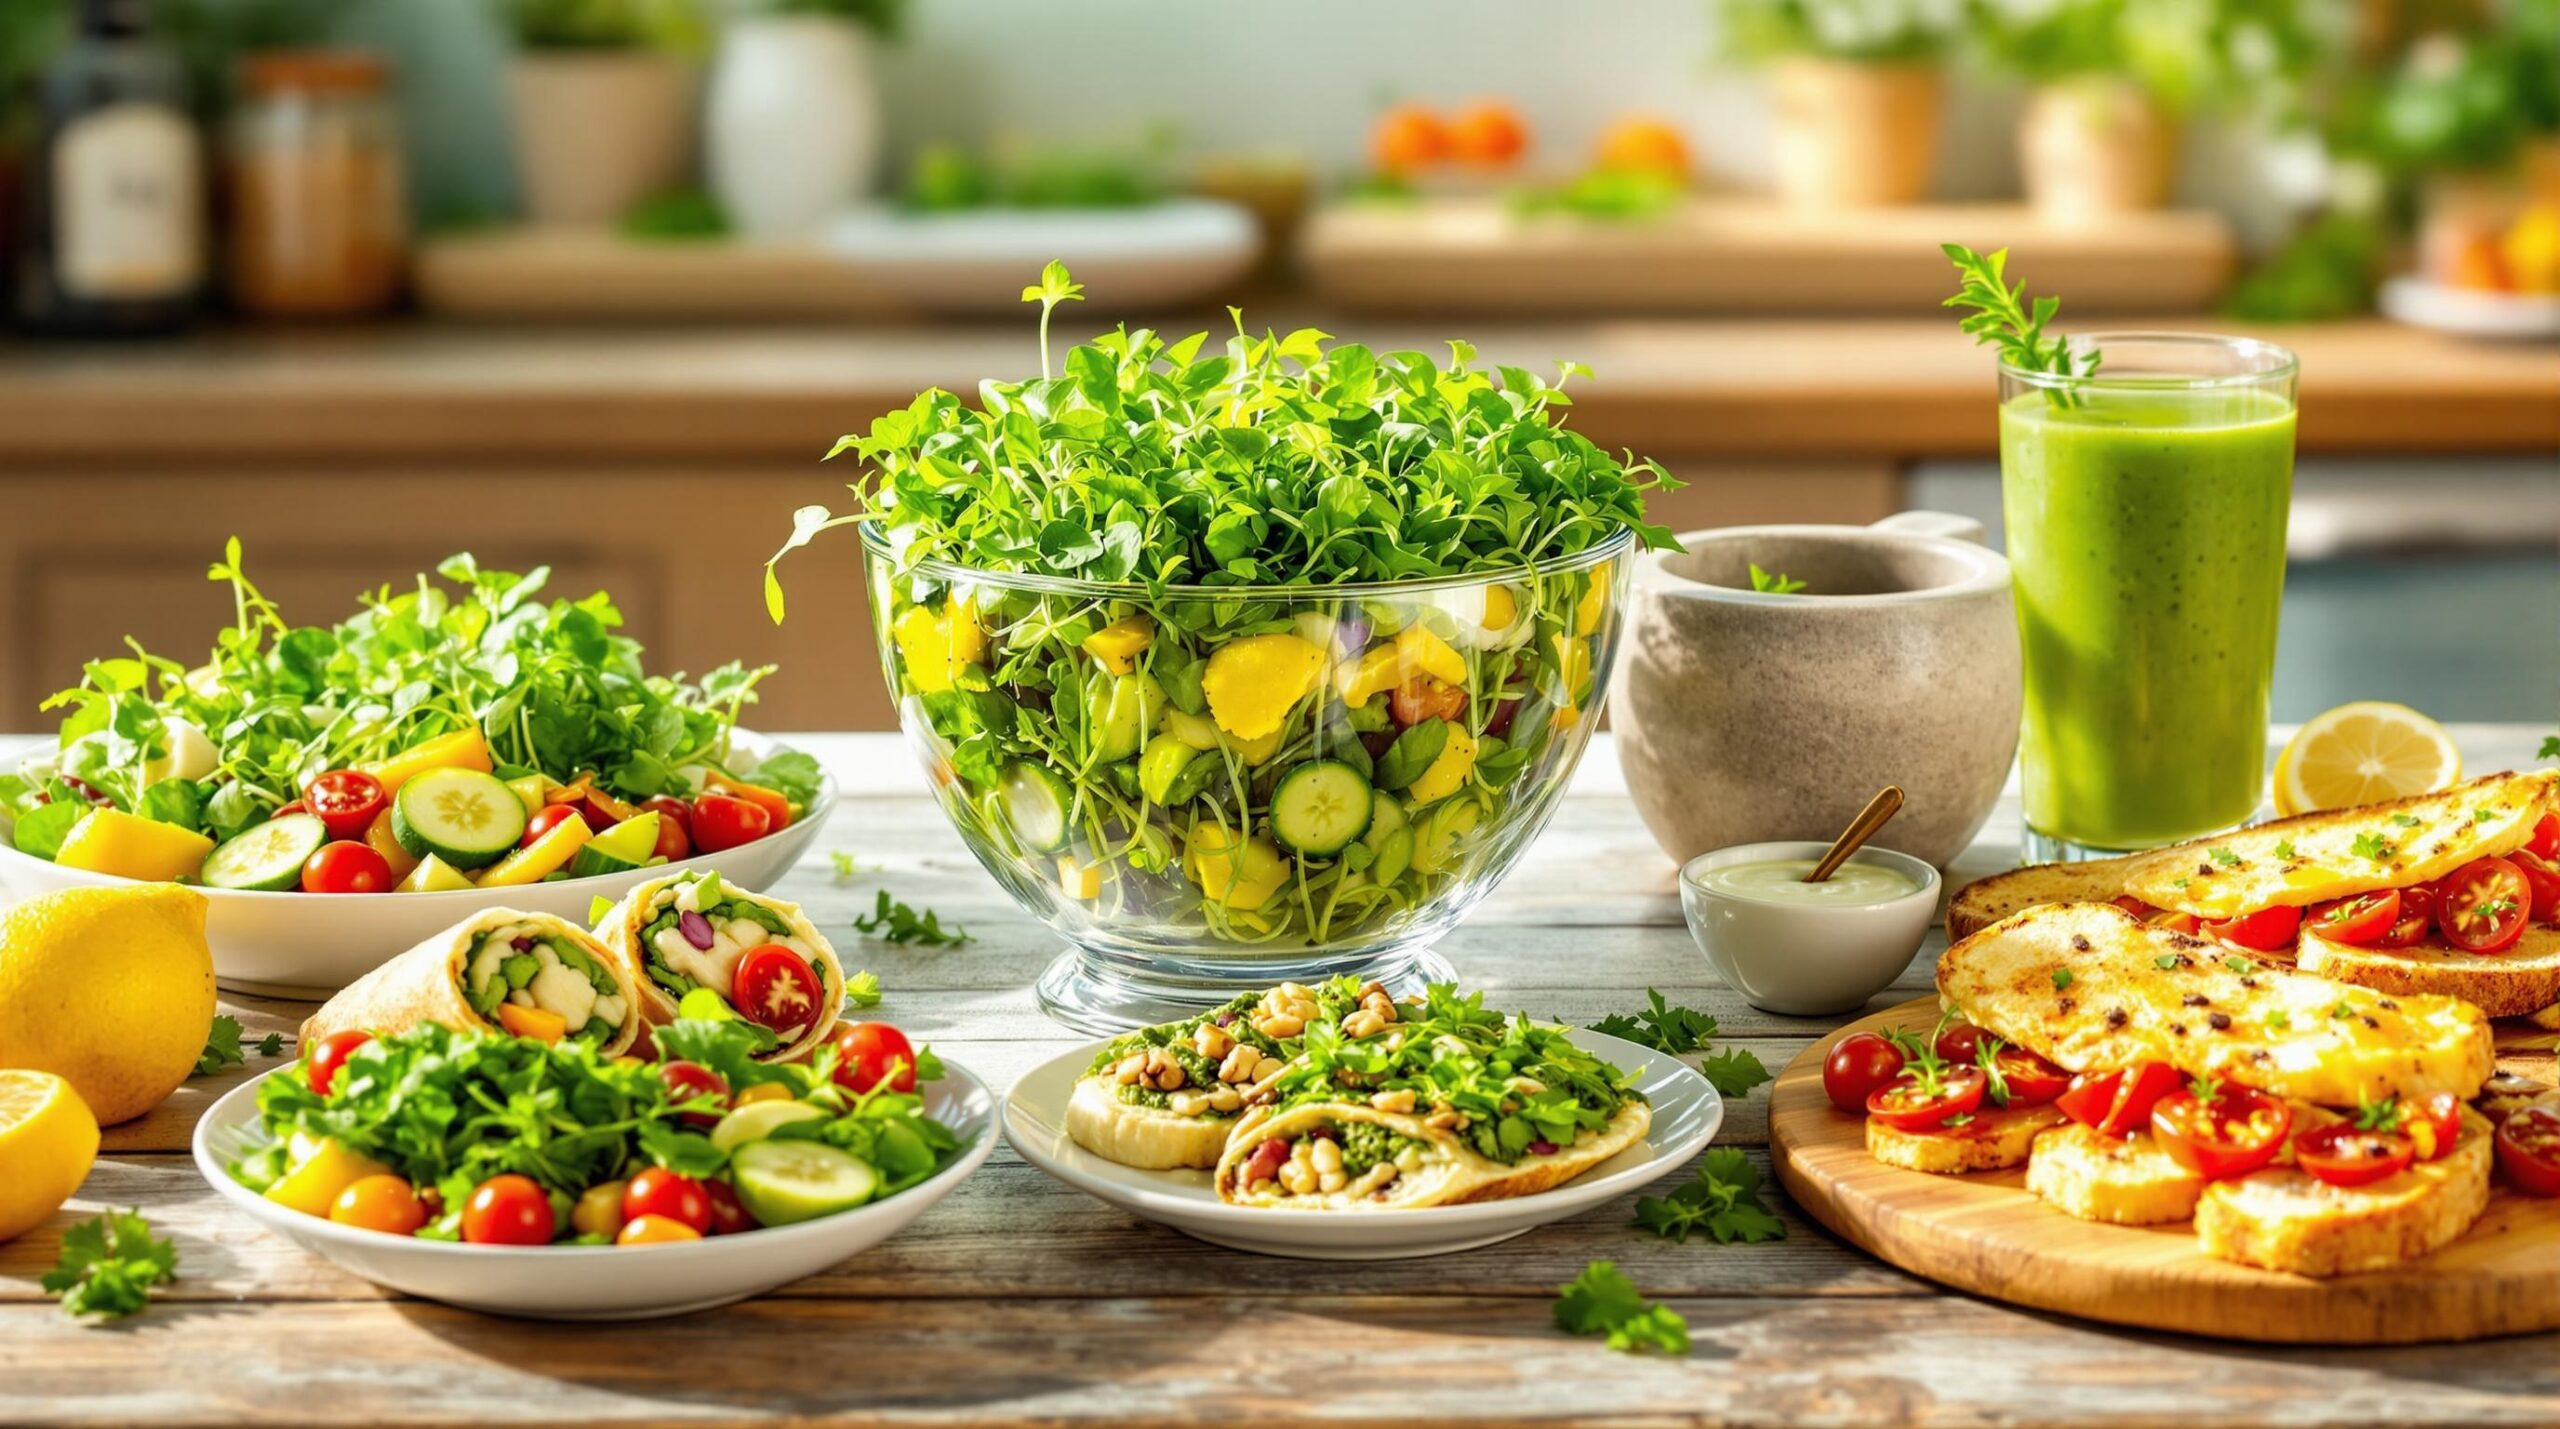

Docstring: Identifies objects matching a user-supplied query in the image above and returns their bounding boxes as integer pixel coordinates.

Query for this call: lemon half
[0,1070,100,1242]
[2274,702,2463,816]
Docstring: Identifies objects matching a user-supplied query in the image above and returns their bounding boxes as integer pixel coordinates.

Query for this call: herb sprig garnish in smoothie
[1944,246,2297,859]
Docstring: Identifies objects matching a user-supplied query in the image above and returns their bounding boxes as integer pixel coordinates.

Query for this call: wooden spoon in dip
[1804,786,1905,883]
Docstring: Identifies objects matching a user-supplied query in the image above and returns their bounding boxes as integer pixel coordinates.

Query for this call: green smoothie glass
[1998,333,2298,862]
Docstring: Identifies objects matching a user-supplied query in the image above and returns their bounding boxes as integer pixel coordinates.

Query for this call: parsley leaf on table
[829,850,866,880]
[43,1210,177,1321]
[1555,1261,1689,1355]
[2542,735,2558,761]
[1634,1147,1788,1245]
[257,1031,286,1057]
[1698,1047,1773,1099]
[844,970,885,1009]
[1590,990,1770,1098]
[193,1015,244,1076]
[854,890,971,947]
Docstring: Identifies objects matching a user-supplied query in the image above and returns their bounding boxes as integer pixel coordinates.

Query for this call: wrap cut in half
[302,908,646,1056]
[598,869,847,1063]
[1212,1098,1653,1210]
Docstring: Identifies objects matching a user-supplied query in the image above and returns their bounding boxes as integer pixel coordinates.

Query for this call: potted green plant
[704,0,904,237]
[499,0,704,227]
[1721,0,1963,207]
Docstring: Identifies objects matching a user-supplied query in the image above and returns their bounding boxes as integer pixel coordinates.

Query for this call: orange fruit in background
[1446,101,1530,167]
[1595,116,1692,178]
[1370,103,1449,175]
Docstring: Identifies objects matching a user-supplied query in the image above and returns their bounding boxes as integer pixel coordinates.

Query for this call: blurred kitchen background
[0,0,2551,731]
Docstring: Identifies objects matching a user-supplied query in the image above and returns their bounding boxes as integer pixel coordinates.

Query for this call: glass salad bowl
[865,523,1633,1031]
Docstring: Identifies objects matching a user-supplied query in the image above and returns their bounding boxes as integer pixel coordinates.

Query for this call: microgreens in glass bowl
[768,263,1678,1030]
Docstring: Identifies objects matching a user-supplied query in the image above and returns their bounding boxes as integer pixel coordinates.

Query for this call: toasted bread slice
[2299,923,2560,1019]
[1939,903,2496,1106]
[1866,1103,2067,1174]
[2194,1107,2494,1277]
[1948,856,2145,942]
[2025,1123,2204,1225]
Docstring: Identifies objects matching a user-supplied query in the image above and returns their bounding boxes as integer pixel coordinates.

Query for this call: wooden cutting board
[1302,197,2234,315]
[1770,997,2560,1344]
[415,230,907,321]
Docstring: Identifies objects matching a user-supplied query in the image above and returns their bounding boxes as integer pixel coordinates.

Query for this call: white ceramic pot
[509,52,698,227]
[2020,78,2179,221]
[706,15,881,238]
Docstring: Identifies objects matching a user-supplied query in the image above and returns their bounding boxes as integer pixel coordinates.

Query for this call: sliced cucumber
[729,1139,879,1226]
[1361,790,1407,846]
[1369,827,1414,887]
[1269,760,1373,857]
[200,813,327,891]
[568,811,661,878]
[998,761,1073,852]
[390,767,526,870]
[1081,671,1162,764]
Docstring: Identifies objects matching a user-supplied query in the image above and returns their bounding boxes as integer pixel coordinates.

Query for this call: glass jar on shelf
[226,49,407,318]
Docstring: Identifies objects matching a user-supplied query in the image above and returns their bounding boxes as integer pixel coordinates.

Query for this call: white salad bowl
[1002,1027,1722,1260]
[194,1055,996,1321]
[0,729,834,999]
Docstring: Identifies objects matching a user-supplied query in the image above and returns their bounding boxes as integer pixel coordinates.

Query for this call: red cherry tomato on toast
[2439,856,2532,954]
[2295,1121,2416,1188]
[1864,1064,1987,1131]
[2203,903,2301,952]
[2497,1106,2560,1197]
[2057,1061,2182,1138]
[2526,813,2560,863]
[2149,1079,2291,1180]
[1823,1031,1906,1113]
[1987,1045,2071,1105]
[1931,1022,1991,1064]
[2511,850,2560,924]
[2306,890,2400,947]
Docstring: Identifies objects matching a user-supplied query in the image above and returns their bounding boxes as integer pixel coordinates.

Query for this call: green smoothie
[1999,386,2295,851]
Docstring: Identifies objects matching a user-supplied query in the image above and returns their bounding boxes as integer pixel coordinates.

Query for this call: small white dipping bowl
[1679,840,1940,1017]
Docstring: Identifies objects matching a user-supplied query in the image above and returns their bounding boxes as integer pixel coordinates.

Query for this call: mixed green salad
[233,1017,962,1246]
[767,264,1675,950]
[1,545,819,895]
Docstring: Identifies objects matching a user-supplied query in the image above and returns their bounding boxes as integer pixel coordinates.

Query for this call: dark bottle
[14,0,203,336]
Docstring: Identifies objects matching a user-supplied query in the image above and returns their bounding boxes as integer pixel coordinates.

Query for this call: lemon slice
[2274,702,2463,816]
[0,1070,100,1242]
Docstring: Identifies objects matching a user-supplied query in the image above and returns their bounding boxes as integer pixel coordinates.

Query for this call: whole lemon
[0,1070,100,1241]
[0,885,213,1125]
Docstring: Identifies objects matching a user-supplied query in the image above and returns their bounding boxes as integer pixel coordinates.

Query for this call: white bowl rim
[190,1054,998,1261]
[1679,840,1942,912]
[0,727,834,904]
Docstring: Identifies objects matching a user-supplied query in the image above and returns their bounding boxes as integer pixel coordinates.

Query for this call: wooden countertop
[0,315,2550,463]
[6,727,2559,1428]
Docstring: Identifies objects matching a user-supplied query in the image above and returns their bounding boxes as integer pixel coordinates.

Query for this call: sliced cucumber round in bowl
[390,767,526,870]
[1270,759,1373,857]
[997,761,1073,853]
[729,1139,879,1226]
[200,813,328,891]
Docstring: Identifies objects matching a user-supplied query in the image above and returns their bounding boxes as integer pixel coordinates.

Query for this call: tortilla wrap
[599,871,846,1062]
[1212,1098,1652,1210]
[301,907,644,1057]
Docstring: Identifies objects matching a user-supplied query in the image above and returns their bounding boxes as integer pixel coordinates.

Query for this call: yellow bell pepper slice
[1405,725,1479,804]
[1575,563,1612,636]
[365,728,494,797]
[1202,634,1325,740]
[892,605,959,695]
[1081,615,1156,675]
[1552,634,1593,703]
[264,1137,396,1219]
[1186,823,1288,910]
[473,813,593,888]
[1393,624,1467,686]
[1334,644,1405,706]
[52,808,215,883]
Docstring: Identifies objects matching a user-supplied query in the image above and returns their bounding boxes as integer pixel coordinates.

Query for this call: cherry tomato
[689,794,771,853]
[711,776,793,833]
[2296,1120,2417,1188]
[733,945,824,1033]
[2406,1091,2464,1161]
[2439,856,2532,954]
[1242,1136,1291,1187]
[462,1174,556,1245]
[1822,1031,1906,1113]
[2057,1062,2183,1138]
[2511,850,2560,924]
[1370,102,1448,174]
[1446,100,1529,166]
[1932,1022,1992,1064]
[2526,813,2560,863]
[522,804,584,846]
[2149,1080,2292,1180]
[2203,903,2301,952]
[703,1179,756,1236]
[329,1174,427,1235]
[830,1020,920,1095]
[1986,1045,2070,1106]
[1864,1064,1988,1132]
[2306,890,2400,947]
[302,839,394,895]
[271,799,309,820]
[570,1180,629,1239]
[617,1214,703,1246]
[623,1168,712,1233]
[1389,677,1467,728]
[306,1030,373,1095]
[2381,883,2438,948]
[303,770,388,842]
[642,796,693,862]
[2497,1106,2560,1197]
[659,1060,730,1126]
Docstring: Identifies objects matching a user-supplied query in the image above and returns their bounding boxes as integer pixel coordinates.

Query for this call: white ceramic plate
[0,730,834,998]
[1003,1028,1722,1260]
[827,198,1261,314]
[2379,277,2560,340]
[194,1056,996,1320]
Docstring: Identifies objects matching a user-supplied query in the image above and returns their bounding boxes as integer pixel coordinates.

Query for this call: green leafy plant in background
[621,187,729,241]
[2222,213,2384,321]
[900,130,1174,214]
[2328,0,2560,178]
[1719,0,1966,62]
[761,0,907,38]
[497,0,702,50]
[1966,0,2340,119]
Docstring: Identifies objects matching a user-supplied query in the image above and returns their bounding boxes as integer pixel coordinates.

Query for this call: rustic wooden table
[5,727,2557,1427]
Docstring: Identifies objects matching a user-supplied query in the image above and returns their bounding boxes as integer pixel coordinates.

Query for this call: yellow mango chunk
[1394,624,1467,686]
[1406,725,1479,804]
[1334,643,1405,706]
[265,1137,395,1219]
[365,728,493,796]
[1186,823,1289,910]
[1202,634,1325,740]
[474,813,592,888]
[1552,634,1593,703]
[1575,563,1612,636]
[1057,856,1104,900]
[1550,702,1582,732]
[53,808,214,883]
[946,596,988,666]
[1222,727,1285,766]
[892,605,959,695]
[1081,615,1156,675]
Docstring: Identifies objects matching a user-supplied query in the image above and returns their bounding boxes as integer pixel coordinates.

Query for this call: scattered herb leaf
[1555,1261,1689,1355]
[1941,243,2099,406]
[853,890,972,947]
[258,1031,285,1058]
[193,1015,244,1077]
[1634,1147,1787,1245]
[844,970,884,1009]
[2275,838,2296,858]
[2209,846,2241,867]
[1747,563,1806,595]
[43,1210,177,1321]
[2051,968,2073,990]
[2352,833,2393,863]
[2153,954,2179,970]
